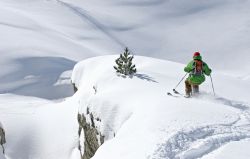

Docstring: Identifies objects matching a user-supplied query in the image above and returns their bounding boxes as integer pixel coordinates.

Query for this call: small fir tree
[114,47,137,76]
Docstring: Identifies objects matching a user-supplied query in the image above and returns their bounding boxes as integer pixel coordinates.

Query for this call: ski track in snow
[150,97,250,159]
[56,0,126,48]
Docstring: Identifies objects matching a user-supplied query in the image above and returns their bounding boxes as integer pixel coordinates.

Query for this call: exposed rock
[78,113,104,159]
[0,124,6,154]
[72,82,78,93]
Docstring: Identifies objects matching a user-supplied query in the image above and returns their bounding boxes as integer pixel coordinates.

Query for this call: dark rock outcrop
[0,125,6,154]
[77,113,104,159]
[72,83,78,93]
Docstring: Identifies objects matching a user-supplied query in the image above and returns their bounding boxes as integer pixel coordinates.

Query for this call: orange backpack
[193,60,203,76]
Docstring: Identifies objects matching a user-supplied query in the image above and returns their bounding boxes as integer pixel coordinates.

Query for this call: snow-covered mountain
[0,0,250,159]
[1,0,250,98]
[1,0,250,72]
[72,55,250,159]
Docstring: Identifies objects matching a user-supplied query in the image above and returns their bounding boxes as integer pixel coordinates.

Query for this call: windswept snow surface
[0,0,250,159]
[202,139,250,159]
[0,0,250,98]
[72,56,250,159]
[1,54,249,159]
[1,0,250,97]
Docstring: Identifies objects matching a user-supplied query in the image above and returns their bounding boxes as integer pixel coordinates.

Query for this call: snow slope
[57,0,250,72]
[0,0,250,159]
[0,94,80,159]
[202,139,250,159]
[0,54,249,159]
[1,0,250,99]
[72,55,250,159]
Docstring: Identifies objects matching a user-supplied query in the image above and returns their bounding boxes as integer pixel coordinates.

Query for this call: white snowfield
[72,56,250,159]
[0,0,250,159]
[1,55,250,159]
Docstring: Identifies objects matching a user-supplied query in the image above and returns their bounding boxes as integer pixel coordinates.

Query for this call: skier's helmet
[193,52,200,57]
[193,52,202,60]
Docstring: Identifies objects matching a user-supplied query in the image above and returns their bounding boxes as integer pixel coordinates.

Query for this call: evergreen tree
[114,47,137,76]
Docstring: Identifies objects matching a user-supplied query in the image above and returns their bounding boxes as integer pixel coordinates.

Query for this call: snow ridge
[56,0,126,48]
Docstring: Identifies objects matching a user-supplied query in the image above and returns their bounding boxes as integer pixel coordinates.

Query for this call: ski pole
[173,73,188,91]
[210,75,215,96]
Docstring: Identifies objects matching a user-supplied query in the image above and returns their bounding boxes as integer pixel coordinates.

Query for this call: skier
[184,52,212,97]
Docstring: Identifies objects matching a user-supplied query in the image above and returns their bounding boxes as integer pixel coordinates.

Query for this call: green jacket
[184,55,212,85]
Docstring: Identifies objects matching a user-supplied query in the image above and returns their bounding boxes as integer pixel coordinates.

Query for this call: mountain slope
[72,55,250,159]
[0,55,249,159]
[0,0,250,158]
[1,0,250,99]
[1,0,250,72]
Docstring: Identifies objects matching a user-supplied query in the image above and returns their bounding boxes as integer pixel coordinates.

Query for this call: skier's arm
[184,61,194,73]
[203,63,212,76]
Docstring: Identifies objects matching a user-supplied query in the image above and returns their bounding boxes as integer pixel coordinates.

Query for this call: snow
[202,139,250,159]
[72,56,250,159]
[0,0,250,159]
[0,94,80,159]
[1,0,250,98]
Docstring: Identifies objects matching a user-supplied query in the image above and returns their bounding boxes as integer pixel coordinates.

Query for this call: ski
[167,92,179,97]
[173,89,179,94]
[167,89,191,98]
[173,89,183,95]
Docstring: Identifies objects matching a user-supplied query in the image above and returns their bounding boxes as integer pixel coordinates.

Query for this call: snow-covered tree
[114,47,137,76]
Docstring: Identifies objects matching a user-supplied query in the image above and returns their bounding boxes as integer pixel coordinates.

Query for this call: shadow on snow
[0,56,76,100]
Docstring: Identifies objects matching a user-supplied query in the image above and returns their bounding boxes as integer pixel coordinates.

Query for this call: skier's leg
[193,85,199,93]
[185,80,192,97]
